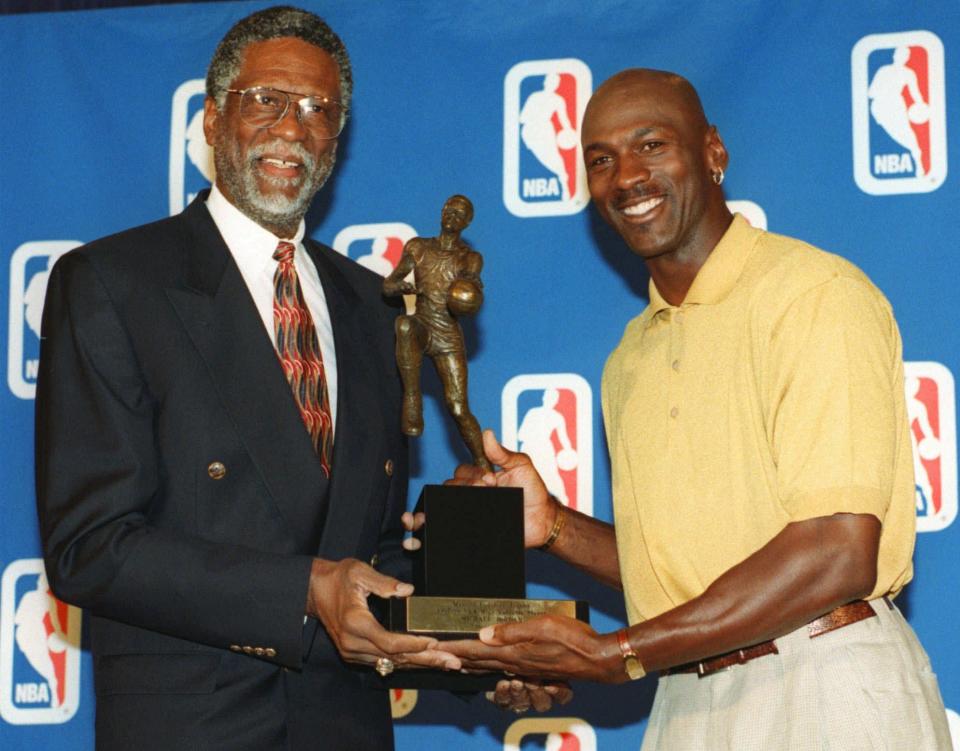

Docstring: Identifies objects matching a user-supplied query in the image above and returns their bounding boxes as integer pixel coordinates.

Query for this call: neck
[263,219,301,240]
[439,229,460,250]
[214,179,303,240]
[645,206,733,306]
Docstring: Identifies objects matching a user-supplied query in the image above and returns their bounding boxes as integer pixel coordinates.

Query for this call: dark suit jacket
[35,194,409,750]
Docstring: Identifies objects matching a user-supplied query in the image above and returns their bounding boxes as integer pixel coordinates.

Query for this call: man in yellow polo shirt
[446,69,951,749]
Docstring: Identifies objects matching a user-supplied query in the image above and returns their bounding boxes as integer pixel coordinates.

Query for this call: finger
[400,511,415,532]
[441,639,503,660]
[552,683,574,705]
[351,565,414,599]
[492,679,513,707]
[401,537,421,551]
[394,648,462,672]
[479,615,568,646]
[526,683,553,713]
[449,463,488,482]
[508,679,527,706]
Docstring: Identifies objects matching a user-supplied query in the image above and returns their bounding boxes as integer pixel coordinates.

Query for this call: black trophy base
[377,484,590,690]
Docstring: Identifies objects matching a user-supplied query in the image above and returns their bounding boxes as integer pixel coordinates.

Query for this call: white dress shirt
[206,185,338,434]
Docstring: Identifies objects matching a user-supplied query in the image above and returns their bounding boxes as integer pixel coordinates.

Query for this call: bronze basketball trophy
[381,196,587,688]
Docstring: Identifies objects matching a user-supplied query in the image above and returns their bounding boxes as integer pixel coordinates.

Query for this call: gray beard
[214,135,335,232]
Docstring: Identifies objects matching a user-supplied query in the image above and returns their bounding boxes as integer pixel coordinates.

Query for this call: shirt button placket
[668,309,683,424]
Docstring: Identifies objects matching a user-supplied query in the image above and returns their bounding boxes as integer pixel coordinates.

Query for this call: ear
[202,96,219,148]
[704,125,729,174]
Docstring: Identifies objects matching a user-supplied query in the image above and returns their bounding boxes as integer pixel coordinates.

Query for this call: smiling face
[204,37,342,237]
[581,70,728,264]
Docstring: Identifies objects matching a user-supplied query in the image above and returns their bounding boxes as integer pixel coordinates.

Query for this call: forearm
[625,513,880,673]
[43,516,314,667]
[542,501,621,589]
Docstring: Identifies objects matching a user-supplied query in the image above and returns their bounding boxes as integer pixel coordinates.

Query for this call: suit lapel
[305,241,387,561]
[164,199,330,551]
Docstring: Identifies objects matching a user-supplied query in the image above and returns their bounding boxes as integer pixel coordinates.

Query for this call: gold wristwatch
[616,628,646,680]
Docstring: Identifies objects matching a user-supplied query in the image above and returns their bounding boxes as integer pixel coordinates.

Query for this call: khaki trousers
[641,599,951,750]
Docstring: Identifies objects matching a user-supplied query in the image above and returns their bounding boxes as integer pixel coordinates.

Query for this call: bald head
[584,69,710,146]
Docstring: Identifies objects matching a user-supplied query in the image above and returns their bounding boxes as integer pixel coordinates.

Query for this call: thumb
[482,429,523,469]
[478,620,527,646]
[359,567,414,599]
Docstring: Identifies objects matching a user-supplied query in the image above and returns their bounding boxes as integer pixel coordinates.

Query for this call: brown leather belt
[663,599,885,679]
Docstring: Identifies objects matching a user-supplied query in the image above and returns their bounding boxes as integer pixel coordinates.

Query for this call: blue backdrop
[1,1,958,748]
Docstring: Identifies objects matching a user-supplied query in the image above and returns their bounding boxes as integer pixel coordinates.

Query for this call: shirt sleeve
[763,274,905,522]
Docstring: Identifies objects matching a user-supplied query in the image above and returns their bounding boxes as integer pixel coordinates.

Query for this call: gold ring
[375,657,395,677]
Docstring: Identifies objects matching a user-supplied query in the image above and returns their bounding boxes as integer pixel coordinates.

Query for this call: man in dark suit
[34,7,458,750]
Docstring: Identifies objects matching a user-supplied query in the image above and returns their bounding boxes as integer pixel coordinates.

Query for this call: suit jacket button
[207,461,226,480]
[384,459,394,477]
[265,648,277,658]
[229,644,242,652]
[254,647,265,656]
[369,553,380,567]
[242,646,254,654]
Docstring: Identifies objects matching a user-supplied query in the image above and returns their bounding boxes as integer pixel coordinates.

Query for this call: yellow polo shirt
[602,215,915,624]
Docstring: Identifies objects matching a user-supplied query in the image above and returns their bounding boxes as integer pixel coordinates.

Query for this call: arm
[447,512,879,682]
[382,241,418,297]
[460,250,483,285]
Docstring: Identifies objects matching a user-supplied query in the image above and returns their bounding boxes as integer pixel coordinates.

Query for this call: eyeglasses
[226,87,347,139]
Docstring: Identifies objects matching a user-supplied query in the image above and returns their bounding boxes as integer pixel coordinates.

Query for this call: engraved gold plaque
[392,596,587,638]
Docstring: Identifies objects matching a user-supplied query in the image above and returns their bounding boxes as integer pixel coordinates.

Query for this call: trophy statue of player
[381,196,586,688]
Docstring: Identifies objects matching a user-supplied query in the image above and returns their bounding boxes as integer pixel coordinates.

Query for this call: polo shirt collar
[646,213,759,316]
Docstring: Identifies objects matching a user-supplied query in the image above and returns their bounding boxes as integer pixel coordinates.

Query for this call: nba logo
[170,79,215,215]
[502,374,593,516]
[726,200,767,230]
[389,688,418,719]
[0,559,82,725]
[946,709,960,751]
[852,31,947,195]
[504,717,596,751]
[7,240,82,399]
[331,223,417,277]
[904,361,956,532]
[503,59,592,217]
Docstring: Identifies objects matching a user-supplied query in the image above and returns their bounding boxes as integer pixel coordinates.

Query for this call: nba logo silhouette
[0,559,82,725]
[726,200,767,230]
[852,31,946,195]
[502,374,593,516]
[7,240,81,399]
[389,688,418,719]
[504,717,596,751]
[904,361,956,532]
[332,223,418,276]
[170,79,216,215]
[503,59,592,217]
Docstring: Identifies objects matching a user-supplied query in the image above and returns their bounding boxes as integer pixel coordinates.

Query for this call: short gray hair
[206,6,352,112]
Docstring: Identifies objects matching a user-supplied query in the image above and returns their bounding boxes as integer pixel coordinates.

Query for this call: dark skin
[442,70,882,683]
[205,37,459,673]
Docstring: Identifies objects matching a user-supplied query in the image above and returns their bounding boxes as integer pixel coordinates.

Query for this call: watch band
[616,628,646,681]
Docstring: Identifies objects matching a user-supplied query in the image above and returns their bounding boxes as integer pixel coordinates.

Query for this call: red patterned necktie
[273,241,333,476]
